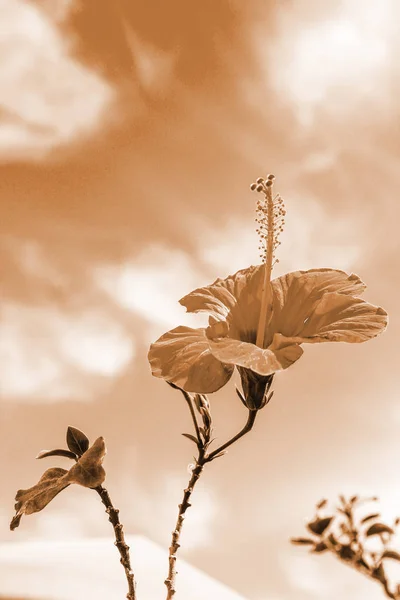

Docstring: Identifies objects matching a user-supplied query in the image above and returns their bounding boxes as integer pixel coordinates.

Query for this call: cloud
[196,193,361,275]
[252,0,397,125]
[93,245,208,340]
[0,0,114,161]
[0,302,135,401]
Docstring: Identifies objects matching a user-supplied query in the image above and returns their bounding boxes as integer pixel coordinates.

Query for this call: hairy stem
[95,485,137,600]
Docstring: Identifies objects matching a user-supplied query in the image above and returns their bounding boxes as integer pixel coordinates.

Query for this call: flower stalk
[165,388,259,599]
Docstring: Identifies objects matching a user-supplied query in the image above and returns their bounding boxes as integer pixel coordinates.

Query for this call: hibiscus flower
[148,176,388,408]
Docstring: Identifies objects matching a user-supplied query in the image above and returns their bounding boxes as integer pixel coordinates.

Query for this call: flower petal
[11,467,70,530]
[179,266,263,336]
[208,333,303,375]
[148,326,234,393]
[270,269,368,339]
[299,293,388,342]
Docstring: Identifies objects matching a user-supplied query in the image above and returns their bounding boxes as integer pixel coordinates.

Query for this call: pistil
[250,174,285,347]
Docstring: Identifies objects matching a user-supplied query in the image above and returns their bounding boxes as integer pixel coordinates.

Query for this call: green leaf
[307,516,333,536]
[36,449,78,461]
[382,550,400,561]
[66,426,89,457]
[361,513,380,524]
[290,537,315,546]
[366,523,394,537]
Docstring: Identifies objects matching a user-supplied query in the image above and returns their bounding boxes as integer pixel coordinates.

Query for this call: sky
[0,0,399,599]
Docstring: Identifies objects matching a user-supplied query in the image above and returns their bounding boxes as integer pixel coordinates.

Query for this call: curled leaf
[10,437,106,530]
[36,449,78,461]
[66,426,89,457]
[67,437,106,488]
[10,467,69,530]
[366,523,394,537]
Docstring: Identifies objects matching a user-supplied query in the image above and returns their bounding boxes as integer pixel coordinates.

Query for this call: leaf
[235,386,247,407]
[36,449,78,461]
[361,513,380,524]
[181,433,199,445]
[356,557,370,571]
[382,550,400,561]
[67,437,106,489]
[312,542,328,553]
[372,563,385,582]
[327,533,339,546]
[366,523,394,537]
[290,537,315,546]
[211,451,227,460]
[307,516,333,536]
[66,426,89,457]
[10,467,70,530]
[339,545,355,561]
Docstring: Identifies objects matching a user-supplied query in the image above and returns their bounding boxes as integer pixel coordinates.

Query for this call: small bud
[256,184,263,192]
[250,183,257,191]
[256,177,264,184]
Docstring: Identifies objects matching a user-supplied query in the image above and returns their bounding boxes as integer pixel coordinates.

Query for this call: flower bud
[237,367,274,410]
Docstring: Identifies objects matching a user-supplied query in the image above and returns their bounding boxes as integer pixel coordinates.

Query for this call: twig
[164,399,258,599]
[164,446,207,599]
[95,485,137,600]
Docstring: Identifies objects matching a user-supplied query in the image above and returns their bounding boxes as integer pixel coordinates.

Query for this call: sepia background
[0,0,399,598]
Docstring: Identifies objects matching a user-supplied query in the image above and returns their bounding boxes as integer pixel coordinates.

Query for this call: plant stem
[207,409,257,461]
[95,485,137,600]
[181,390,202,442]
[164,407,258,599]
[165,447,207,599]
